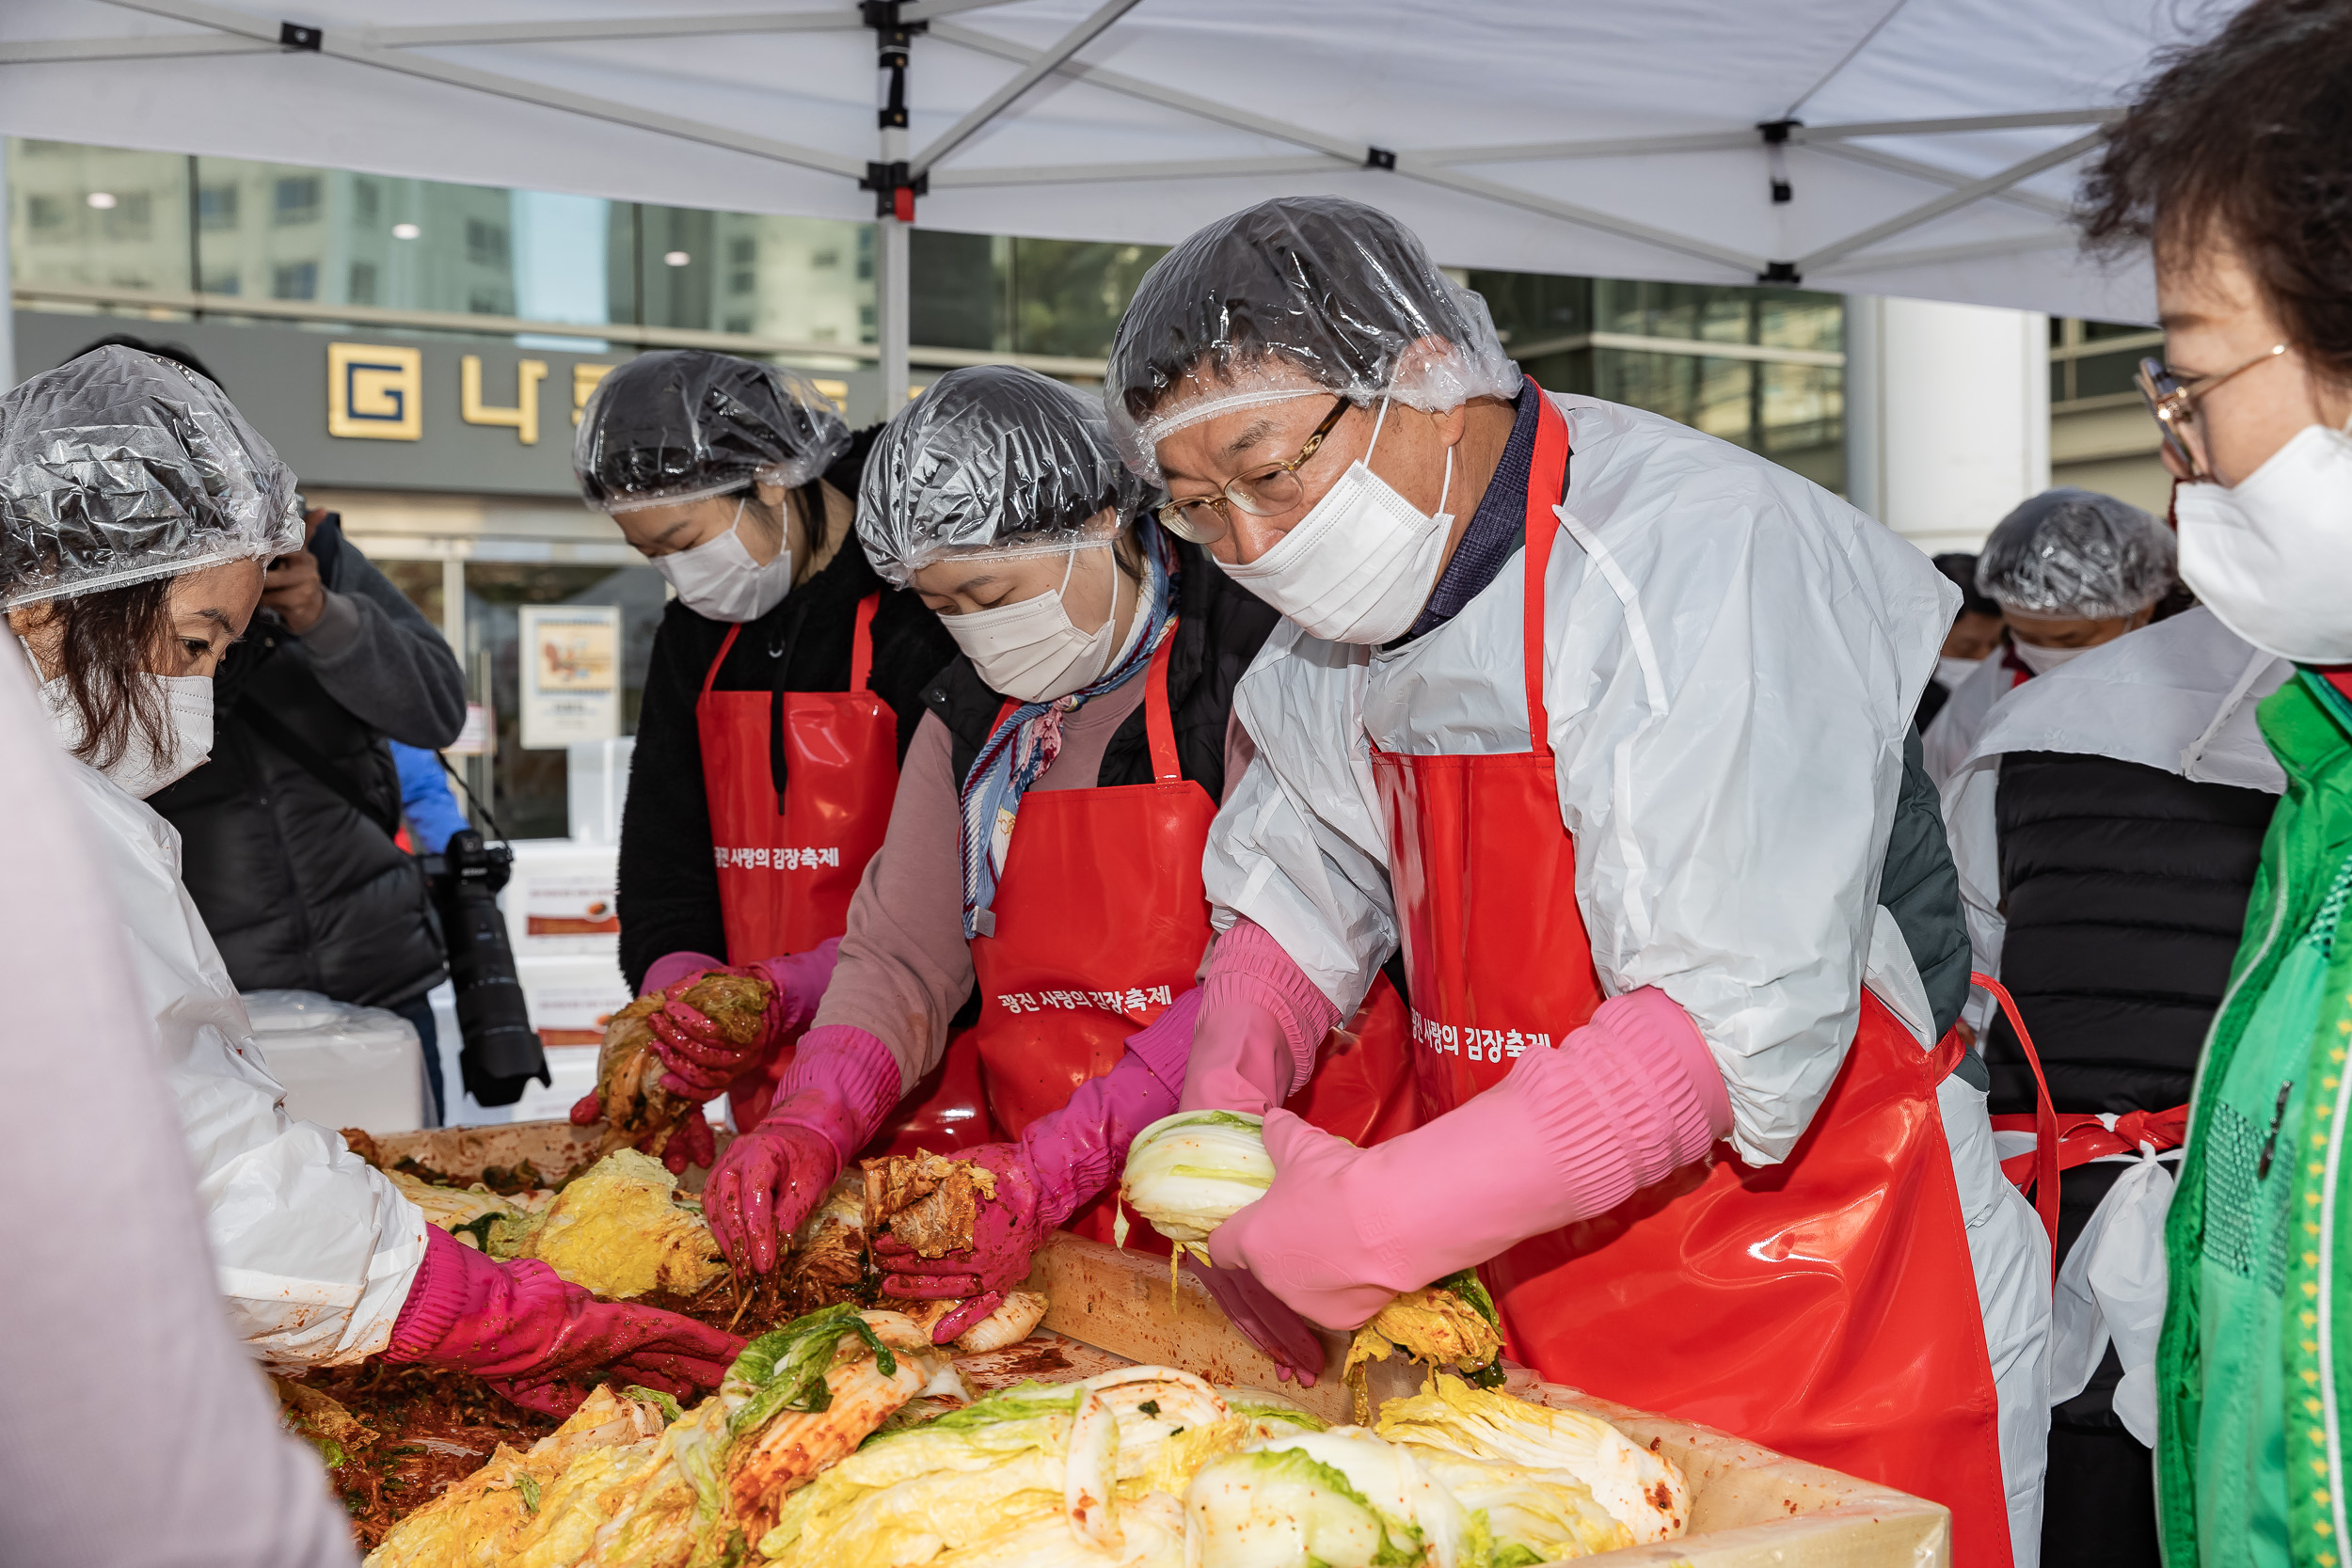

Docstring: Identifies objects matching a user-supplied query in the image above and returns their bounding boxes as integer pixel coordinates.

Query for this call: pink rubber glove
[702,1024,901,1275]
[1209,988,1732,1329]
[1185,1256,1325,1386]
[566,1089,717,1177]
[873,989,1199,1299]
[1181,919,1340,1115]
[383,1226,742,1417]
[645,940,842,1099]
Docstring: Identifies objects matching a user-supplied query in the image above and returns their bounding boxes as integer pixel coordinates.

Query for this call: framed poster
[518,604,620,750]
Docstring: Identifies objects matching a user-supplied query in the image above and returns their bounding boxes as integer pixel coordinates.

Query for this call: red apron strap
[1971,971,2062,1260]
[1144,621,1182,783]
[1519,387,1572,754]
[1992,1102,2189,1179]
[702,624,743,700]
[850,593,881,692]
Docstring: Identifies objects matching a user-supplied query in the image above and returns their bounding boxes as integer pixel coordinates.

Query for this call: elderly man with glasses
[1109,195,2052,1568]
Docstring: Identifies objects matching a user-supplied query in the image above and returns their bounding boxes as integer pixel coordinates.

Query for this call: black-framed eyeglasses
[2136,343,2286,481]
[1153,395,1354,544]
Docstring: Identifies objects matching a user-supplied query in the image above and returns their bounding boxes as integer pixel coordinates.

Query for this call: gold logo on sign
[326,343,422,440]
[462,355,550,446]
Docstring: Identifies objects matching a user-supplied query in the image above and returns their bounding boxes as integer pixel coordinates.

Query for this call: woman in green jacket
[2081,3,2352,1561]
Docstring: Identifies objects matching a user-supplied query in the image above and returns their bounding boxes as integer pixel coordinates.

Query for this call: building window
[201,270,241,297]
[812,248,839,270]
[273,176,321,226]
[355,180,379,225]
[724,313,753,334]
[24,194,65,232]
[466,218,510,267]
[2050,318,2163,408]
[99,192,152,242]
[272,261,317,300]
[468,290,507,315]
[729,270,756,295]
[729,236,757,265]
[198,183,239,230]
[349,261,378,306]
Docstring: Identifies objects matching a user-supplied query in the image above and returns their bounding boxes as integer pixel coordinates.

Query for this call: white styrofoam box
[243,989,427,1133]
[518,952,633,1048]
[501,838,621,958]
[567,736,636,847]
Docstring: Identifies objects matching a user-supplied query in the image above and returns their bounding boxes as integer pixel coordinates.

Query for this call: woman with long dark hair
[4,345,737,1412]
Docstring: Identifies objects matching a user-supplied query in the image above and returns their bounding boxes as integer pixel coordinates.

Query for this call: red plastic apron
[1369,393,2016,1568]
[970,626,1418,1246]
[696,595,989,1146]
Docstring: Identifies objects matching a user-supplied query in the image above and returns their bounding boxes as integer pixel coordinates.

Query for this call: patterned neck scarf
[959,523,1176,939]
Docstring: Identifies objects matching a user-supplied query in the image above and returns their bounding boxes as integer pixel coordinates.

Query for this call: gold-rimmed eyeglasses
[1153,394,1354,544]
[2136,343,2287,481]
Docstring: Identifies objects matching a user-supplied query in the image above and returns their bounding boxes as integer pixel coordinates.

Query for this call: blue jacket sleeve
[390,741,470,854]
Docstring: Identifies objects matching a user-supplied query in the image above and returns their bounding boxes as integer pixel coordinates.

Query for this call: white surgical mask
[652,498,792,623]
[2010,639,2092,676]
[1935,655,1984,690]
[1218,399,1454,644]
[40,672,215,797]
[945,546,1134,703]
[2174,419,2352,664]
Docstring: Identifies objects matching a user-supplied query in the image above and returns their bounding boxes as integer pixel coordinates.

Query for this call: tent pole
[878,213,910,409]
[868,7,919,412]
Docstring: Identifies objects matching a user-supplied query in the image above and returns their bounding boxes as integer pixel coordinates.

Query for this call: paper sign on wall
[518,605,620,750]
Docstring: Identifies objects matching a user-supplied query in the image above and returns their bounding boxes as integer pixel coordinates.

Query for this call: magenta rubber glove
[1180,919,1341,1115]
[874,989,1200,1299]
[383,1225,742,1417]
[1209,987,1733,1329]
[702,1023,901,1274]
[1185,1256,1326,1386]
[644,940,842,1099]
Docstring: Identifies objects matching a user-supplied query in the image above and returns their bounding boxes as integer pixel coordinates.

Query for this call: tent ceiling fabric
[0,0,2213,321]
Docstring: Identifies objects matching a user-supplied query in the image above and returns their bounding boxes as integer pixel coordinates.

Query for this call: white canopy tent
[0,0,2212,397]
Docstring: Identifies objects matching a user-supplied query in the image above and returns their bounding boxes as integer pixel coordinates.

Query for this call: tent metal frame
[8,0,2128,391]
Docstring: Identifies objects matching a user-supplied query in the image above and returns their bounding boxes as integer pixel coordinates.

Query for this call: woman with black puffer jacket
[1944,601,2291,1568]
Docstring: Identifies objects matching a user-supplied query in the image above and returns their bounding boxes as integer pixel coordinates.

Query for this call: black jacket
[1887,725,1974,1047]
[1986,747,2273,1442]
[926,536,1279,798]
[1984,749,2274,1118]
[151,519,468,1007]
[617,431,960,993]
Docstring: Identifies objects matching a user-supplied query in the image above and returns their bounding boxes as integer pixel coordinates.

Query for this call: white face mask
[40,672,215,798]
[1935,655,1984,690]
[652,498,792,623]
[1218,399,1454,644]
[944,546,1134,704]
[2174,419,2352,664]
[2010,639,2092,676]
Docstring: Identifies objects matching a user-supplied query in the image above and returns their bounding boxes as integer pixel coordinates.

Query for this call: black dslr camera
[423,829,550,1106]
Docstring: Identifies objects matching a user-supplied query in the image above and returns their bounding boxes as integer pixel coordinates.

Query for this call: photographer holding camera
[149,495,471,1118]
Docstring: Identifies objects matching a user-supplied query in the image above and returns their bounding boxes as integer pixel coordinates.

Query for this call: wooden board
[386,1120,1953,1567]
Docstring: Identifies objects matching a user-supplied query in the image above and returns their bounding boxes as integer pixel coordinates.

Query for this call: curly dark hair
[2079,0,2352,384]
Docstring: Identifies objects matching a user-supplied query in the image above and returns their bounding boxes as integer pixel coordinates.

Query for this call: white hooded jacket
[66,757,426,1365]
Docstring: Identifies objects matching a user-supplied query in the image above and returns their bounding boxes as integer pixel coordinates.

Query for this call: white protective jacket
[1939,608,2287,1447]
[1206,391,2051,1560]
[1923,645,2026,785]
[68,759,426,1366]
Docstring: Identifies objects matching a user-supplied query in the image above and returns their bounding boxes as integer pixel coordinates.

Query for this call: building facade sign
[13,311,865,499]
